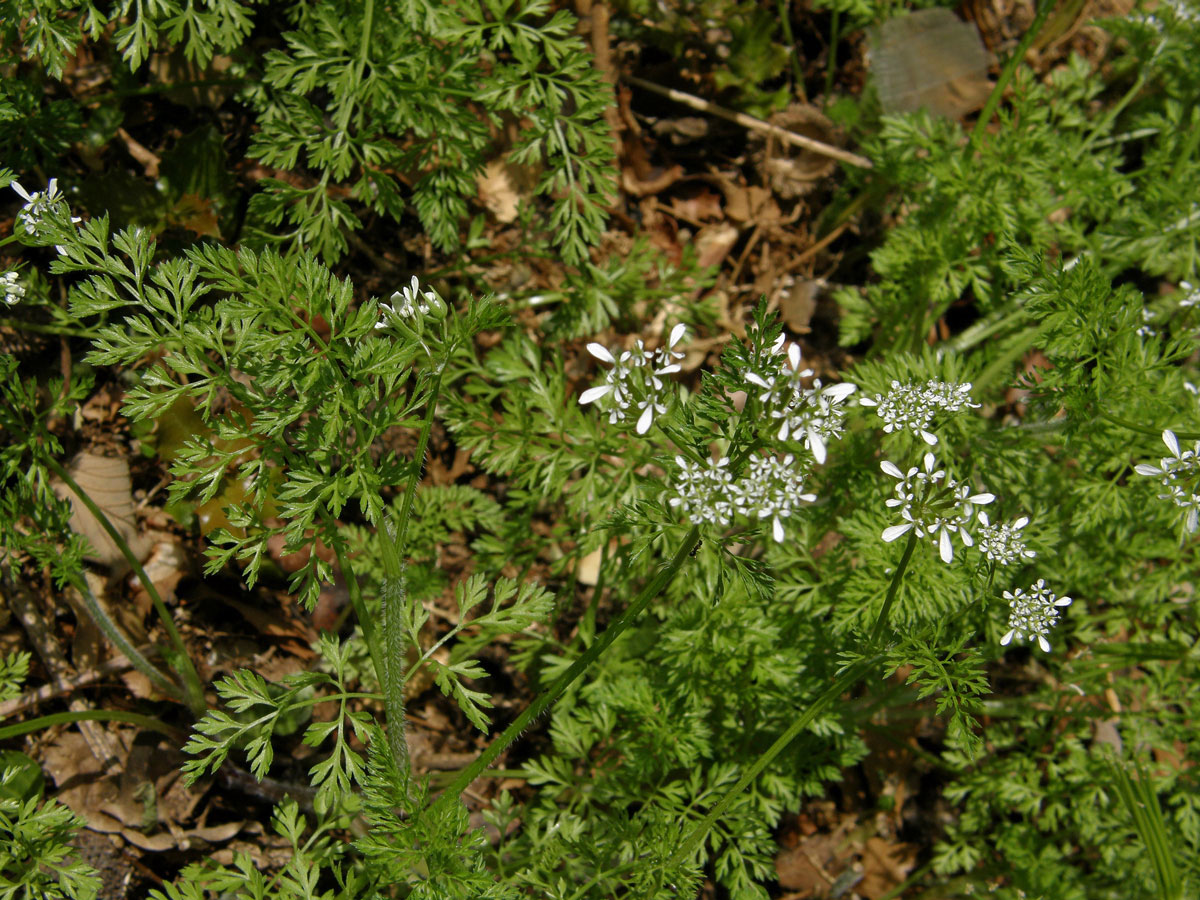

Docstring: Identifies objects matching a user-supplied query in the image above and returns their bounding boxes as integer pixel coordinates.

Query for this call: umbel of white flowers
[2,270,23,306]
[669,452,816,543]
[375,276,445,327]
[858,379,980,445]
[880,452,995,563]
[9,177,82,254]
[1134,429,1200,533]
[579,323,687,435]
[743,338,857,464]
[1001,579,1072,652]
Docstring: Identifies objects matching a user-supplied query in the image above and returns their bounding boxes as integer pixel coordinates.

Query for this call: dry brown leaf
[54,451,150,570]
[476,159,522,223]
[858,836,918,898]
[694,223,739,269]
[870,9,993,119]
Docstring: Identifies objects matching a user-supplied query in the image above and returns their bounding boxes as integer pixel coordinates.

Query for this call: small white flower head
[2,270,24,306]
[1001,579,1072,652]
[774,379,857,464]
[976,511,1036,565]
[1134,429,1200,532]
[879,452,994,563]
[731,453,817,542]
[859,379,980,445]
[669,455,735,526]
[1136,308,1157,338]
[1179,281,1200,308]
[11,178,80,239]
[579,325,687,435]
[745,338,813,408]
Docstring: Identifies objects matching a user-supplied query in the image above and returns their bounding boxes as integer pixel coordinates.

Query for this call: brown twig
[622,75,874,170]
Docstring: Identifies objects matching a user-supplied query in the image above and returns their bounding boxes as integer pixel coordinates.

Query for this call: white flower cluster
[744,338,856,463]
[858,379,980,445]
[1134,429,1200,533]
[880,452,995,563]
[975,512,1036,565]
[375,276,444,328]
[579,324,686,435]
[669,455,734,527]
[10,178,81,254]
[1001,579,1072,653]
[2,270,24,306]
[1179,281,1200,308]
[669,452,815,542]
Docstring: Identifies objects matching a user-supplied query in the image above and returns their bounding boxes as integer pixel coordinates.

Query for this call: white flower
[1136,308,1157,338]
[859,379,980,445]
[11,178,80,239]
[1134,429,1200,532]
[731,453,816,542]
[669,455,735,526]
[976,512,1036,565]
[579,325,687,434]
[1179,281,1200,308]
[2,270,24,306]
[1001,579,1072,652]
[376,276,443,330]
[880,452,994,563]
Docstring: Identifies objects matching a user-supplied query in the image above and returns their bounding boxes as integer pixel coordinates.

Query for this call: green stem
[392,366,445,559]
[1100,410,1200,442]
[43,456,206,716]
[0,318,99,339]
[0,709,184,742]
[869,529,919,646]
[825,7,840,99]
[68,570,181,702]
[332,538,386,694]
[426,526,701,819]
[965,0,1057,160]
[667,658,875,867]
[777,0,805,97]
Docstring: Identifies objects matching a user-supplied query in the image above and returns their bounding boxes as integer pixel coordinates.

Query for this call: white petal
[1000,630,1015,646]
[1013,516,1029,529]
[1190,507,1199,533]
[824,383,857,401]
[880,460,904,479]
[923,452,937,472]
[10,181,31,202]
[745,372,770,388]
[636,405,654,434]
[921,430,939,445]
[1055,596,1073,607]
[668,323,687,347]
[772,518,785,543]
[587,343,615,364]
[1163,430,1180,457]
[882,523,912,542]
[809,432,827,464]
[787,343,802,371]
[939,530,953,563]
[657,364,681,375]
[580,385,613,404]
[968,493,995,504]
[858,396,877,407]
[1134,464,1163,476]
[1037,635,1051,653]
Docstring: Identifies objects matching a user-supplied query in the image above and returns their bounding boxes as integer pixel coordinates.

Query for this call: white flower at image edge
[11,178,80,243]
[1134,428,1200,533]
[1001,579,1072,653]
[2,270,24,306]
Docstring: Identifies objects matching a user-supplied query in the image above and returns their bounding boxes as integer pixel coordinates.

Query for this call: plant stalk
[667,657,875,867]
[45,455,207,715]
[426,525,701,819]
[869,528,919,646]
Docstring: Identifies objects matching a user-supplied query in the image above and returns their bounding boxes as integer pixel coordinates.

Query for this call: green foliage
[6,1,1200,898]
[0,784,99,900]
